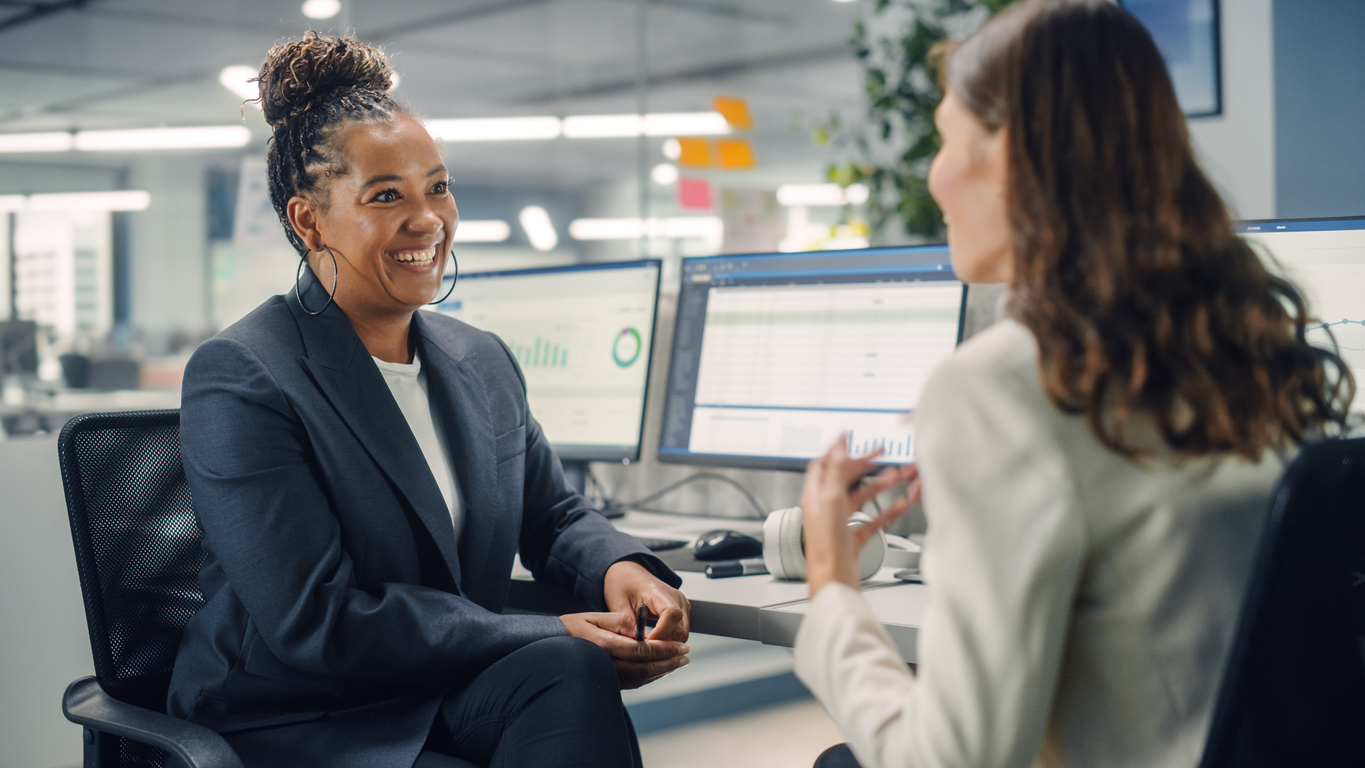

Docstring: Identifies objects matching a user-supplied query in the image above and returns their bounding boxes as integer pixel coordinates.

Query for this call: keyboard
[634,536,688,552]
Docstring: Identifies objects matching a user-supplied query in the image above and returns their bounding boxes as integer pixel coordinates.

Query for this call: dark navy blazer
[167,270,677,768]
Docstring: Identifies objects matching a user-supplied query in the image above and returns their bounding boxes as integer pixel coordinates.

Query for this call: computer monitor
[434,259,662,464]
[1238,216,1365,411]
[0,320,38,376]
[658,246,966,472]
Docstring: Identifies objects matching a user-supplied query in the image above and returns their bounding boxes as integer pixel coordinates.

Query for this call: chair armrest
[63,677,244,768]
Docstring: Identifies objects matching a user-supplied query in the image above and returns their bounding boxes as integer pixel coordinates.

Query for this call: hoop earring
[296,246,338,316]
[427,248,459,306]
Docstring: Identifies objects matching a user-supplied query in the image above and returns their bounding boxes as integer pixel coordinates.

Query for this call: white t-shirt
[372,352,464,544]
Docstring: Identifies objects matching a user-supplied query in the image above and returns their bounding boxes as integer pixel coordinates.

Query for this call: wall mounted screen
[1120,0,1221,117]
[434,259,661,461]
[659,246,965,472]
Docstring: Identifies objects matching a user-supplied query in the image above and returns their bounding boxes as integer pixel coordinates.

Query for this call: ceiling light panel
[219,66,260,102]
[302,0,341,20]
[26,191,152,211]
[426,117,561,142]
[777,183,869,206]
[568,216,723,240]
[519,206,559,252]
[74,126,252,151]
[0,132,75,153]
[452,220,512,243]
[562,112,731,139]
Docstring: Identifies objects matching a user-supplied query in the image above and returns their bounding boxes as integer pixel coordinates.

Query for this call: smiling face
[287,114,458,317]
[928,90,1014,284]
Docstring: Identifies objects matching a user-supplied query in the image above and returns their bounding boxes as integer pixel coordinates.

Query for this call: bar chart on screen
[439,265,659,448]
[507,337,570,368]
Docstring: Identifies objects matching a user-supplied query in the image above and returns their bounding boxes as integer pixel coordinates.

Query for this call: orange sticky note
[713,96,753,131]
[716,138,756,169]
[677,137,712,168]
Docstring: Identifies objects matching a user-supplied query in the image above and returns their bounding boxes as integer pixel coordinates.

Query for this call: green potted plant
[819,0,1018,243]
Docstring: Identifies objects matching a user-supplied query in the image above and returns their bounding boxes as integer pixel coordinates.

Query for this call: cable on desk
[600,471,770,520]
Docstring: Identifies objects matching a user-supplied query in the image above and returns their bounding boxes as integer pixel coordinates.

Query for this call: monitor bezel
[656,244,966,473]
[1234,215,1365,233]
[437,258,663,463]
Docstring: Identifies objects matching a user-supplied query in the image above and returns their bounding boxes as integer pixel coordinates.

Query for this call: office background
[2,1,1363,766]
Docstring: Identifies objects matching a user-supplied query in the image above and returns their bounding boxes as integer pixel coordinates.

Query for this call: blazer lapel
[288,270,463,589]
[413,312,501,593]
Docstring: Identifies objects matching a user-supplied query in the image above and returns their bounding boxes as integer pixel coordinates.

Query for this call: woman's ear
[287,195,324,252]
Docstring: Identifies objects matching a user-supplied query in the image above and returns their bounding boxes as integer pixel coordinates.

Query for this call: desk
[507,510,929,661]
[0,389,180,436]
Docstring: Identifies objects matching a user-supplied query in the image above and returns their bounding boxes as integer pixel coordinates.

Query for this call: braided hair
[254,31,405,256]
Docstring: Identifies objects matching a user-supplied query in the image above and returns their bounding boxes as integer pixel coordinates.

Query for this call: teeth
[390,247,436,264]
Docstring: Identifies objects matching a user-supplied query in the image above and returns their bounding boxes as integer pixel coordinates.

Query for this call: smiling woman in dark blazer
[167,32,690,768]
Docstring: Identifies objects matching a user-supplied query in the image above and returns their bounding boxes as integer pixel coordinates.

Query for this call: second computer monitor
[659,246,966,472]
[1239,216,1365,411]
[434,259,662,462]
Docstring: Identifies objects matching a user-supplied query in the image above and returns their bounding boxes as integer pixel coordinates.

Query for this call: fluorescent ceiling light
[662,138,682,160]
[0,132,75,153]
[26,191,151,211]
[519,206,559,252]
[651,163,679,186]
[302,0,341,19]
[563,112,731,139]
[452,220,511,243]
[644,112,731,136]
[562,114,642,138]
[219,66,259,102]
[777,183,869,206]
[0,195,26,212]
[569,216,723,241]
[75,126,251,151]
[426,117,561,142]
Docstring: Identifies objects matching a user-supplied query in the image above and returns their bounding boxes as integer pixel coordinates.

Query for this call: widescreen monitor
[434,259,662,462]
[658,246,966,472]
[1238,216,1365,411]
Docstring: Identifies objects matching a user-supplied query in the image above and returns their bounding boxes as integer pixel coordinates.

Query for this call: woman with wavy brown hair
[792,2,1352,767]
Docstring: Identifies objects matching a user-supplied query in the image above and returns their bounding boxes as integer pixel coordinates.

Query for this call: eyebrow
[361,165,447,189]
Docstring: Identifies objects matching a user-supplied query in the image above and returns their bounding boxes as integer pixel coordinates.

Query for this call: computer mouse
[694,529,763,561]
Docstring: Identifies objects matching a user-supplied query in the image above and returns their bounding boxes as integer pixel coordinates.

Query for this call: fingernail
[680,645,691,654]
[678,657,690,667]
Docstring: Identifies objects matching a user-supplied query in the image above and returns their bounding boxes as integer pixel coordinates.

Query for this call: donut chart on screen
[612,327,642,367]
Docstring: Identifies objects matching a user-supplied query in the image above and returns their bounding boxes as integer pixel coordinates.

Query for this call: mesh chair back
[58,410,206,717]
[1201,437,1365,767]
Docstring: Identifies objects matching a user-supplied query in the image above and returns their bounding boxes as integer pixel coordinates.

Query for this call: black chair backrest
[58,410,206,714]
[1201,437,1365,767]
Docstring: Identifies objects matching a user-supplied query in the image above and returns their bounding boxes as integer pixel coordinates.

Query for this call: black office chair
[58,409,239,768]
[1200,437,1365,767]
[58,410,480,768]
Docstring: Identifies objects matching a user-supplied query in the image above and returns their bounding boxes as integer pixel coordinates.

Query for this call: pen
[636,605,648,642]
[705,557,769,579]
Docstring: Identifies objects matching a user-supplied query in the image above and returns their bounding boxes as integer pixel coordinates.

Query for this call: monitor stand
[561,459,625,518]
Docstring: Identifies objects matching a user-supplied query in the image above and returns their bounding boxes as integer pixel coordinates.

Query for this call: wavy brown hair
[945,0,1352,460]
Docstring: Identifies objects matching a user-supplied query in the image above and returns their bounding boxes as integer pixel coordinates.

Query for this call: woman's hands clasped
[561,560,692,689]
[801,438,921,599]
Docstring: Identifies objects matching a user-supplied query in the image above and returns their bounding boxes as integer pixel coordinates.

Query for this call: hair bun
[257,31,392,127]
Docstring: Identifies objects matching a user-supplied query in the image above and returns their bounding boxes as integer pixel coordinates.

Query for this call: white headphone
[762,506,887,581]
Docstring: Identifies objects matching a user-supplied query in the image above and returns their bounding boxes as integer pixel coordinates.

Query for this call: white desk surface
[508,510,922,651]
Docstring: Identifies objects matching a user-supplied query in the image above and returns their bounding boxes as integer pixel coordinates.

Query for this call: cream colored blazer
[794,319,1283,768]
